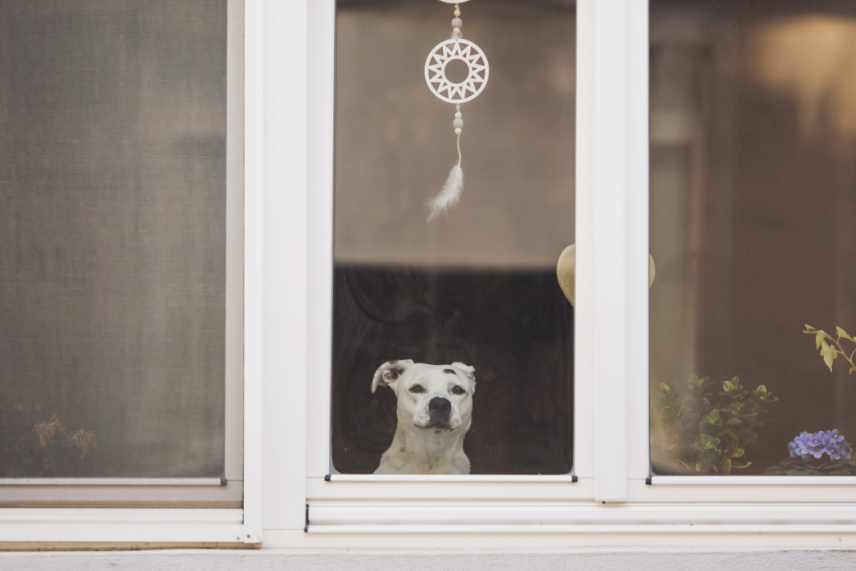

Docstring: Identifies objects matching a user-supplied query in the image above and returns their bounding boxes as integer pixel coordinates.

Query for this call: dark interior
[331,265,573,474]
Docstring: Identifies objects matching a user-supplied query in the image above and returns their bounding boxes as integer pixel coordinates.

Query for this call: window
[5,0,856,551]
[304,0,589,531]
[301,0,856,541]
[650,0,856,478]
[330,0,574,477]
[0,0,261,544]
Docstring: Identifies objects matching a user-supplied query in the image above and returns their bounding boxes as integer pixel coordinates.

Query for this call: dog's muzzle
[428,397,452,428]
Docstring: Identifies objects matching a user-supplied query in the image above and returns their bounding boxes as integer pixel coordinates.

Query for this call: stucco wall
[4,550,856,570]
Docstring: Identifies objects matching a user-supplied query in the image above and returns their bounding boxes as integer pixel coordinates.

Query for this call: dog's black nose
[429,397,451,419]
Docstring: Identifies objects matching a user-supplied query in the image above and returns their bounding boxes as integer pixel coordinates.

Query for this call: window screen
[0,0,229,478]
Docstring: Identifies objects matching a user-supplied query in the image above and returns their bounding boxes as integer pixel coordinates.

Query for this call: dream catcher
[424,0,490,221]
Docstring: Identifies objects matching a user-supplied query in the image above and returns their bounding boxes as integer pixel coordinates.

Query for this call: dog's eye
[451,385,466,396]
[409,384,426,394]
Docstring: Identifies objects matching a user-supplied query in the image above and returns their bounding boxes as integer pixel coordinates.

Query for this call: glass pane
[332,0,575,474]
[0,0,228,478]
[650,0,856,475]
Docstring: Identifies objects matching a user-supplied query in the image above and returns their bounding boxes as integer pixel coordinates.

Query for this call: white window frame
[303,0,591,508]
[281,0,856,549]
[0,0,263,545]
[5,0,856,550]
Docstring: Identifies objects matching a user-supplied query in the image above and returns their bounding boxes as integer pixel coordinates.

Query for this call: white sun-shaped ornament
[423,0,489,222]
[424,38,490,105]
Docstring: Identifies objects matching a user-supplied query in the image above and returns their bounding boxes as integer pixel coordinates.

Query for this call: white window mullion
[625,0,652,484]
[578,0,649,503]
[241,0,265,543]
[305,0,336,482]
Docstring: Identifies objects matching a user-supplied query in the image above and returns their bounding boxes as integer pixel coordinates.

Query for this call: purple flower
[788,429,853,462]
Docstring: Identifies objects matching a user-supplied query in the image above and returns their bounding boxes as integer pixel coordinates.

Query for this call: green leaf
[730,447,745,458]
[753,384,768,398]
[820,341,838,371]
[703,408,722,427]
[689,376,707,390]
[699,433,721,450]
[720,457,732,474]
[816,331,825,350]
[836,326,852,341]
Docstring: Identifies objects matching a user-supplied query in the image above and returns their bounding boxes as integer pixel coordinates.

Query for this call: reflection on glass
[332,0,575,475]
[650,0,856,475]
[0,1,227,477]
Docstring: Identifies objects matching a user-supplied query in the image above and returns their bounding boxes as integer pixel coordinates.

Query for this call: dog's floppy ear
[371,359,414,393]
[451,362,476,393]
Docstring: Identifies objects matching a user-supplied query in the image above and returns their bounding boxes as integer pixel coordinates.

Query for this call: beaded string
[452,4,464,169]
[455,105,463,168]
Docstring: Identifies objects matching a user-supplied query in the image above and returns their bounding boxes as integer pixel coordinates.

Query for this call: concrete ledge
[3,549,856,571]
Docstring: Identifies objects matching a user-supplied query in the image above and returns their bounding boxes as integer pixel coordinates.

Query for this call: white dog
[371,359,476,474]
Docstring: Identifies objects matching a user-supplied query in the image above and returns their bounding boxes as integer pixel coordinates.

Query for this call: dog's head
[371,359,476,433]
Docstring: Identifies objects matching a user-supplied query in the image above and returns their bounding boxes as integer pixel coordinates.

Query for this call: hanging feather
[427,164,463,222]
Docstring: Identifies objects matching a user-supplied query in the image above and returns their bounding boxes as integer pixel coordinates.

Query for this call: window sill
[0,509,257,545]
